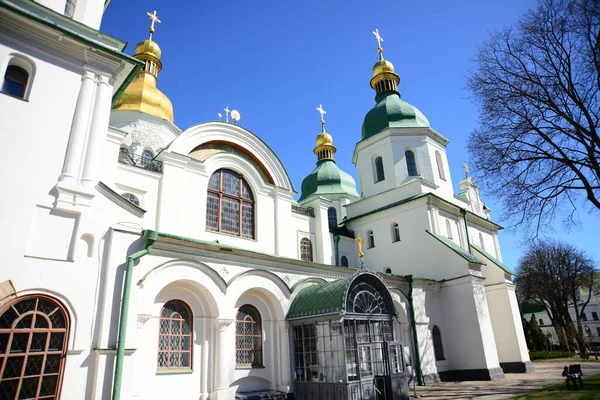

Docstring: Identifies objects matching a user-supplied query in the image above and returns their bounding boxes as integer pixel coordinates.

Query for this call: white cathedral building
[0,1,531,399]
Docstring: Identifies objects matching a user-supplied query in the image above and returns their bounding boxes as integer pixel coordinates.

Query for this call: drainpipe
[407,275,424,386]
[112,230,158,400]
[333,234,340,266]
[460,208,470,251]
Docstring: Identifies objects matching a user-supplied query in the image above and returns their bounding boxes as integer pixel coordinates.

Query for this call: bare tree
[468,0,600,234]
[515,240,597,358]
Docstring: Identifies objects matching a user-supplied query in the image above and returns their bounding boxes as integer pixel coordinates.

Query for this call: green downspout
[407,275,424,386]
[112,230,158,400]
[460,208,470,251]
[333,235,340,266]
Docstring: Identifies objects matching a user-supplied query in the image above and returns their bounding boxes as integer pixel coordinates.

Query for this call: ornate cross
[463,163,469,177]
[373,28,384,56]
[355,234,364,258]
[146,10,161,40]
[224,107,230,123]
[316,104,326,126]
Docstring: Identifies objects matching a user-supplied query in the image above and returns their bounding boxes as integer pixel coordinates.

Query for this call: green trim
[407,275,424,386]
[471,244,514,275]
[113,230,158,400]
[156,369,194,375]
[0,0,144,104]
[290,277,328,292]
[333,235,340,266]
[425,230,485,265]
[235,365,266,370]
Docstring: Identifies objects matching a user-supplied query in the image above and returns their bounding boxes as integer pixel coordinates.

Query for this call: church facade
[0,1,531,399]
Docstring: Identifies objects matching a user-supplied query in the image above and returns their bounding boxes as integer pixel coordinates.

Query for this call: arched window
[391,223,400,242]
[0,295,69,399]
[445,219,453,239]
[435,151,446,181]
[236,305,262,367]
[141,150,154,167]
[367,230,375,249]
[328,207,338,229]
[432,325,445,361]
[538,319,544,326]
[479,233,485,250]
[158,300,193,369]
[2,65,28,99]
[340,255,349,267]
[384,268,392,274]
[300,238,313,262]
[206,169,255,239]
[64,0,77,17]
[405,150,418,176]
[375,157,385,182]
[121,192,140,206]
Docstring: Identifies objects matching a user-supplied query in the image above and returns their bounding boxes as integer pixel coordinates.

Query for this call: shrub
[529,351,574,360]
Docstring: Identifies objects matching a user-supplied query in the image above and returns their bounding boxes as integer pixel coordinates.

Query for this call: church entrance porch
[287,271,410,400]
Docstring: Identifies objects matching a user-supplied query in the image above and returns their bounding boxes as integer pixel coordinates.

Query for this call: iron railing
[118,151,163,173]
[291,204,314,217]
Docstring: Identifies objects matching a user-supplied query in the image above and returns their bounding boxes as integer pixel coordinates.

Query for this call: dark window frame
[300,238,313,262]
[367,230,375,249]
[374,157,385,182]
[2,65,29,99]
[432,325,445,361]
[327,207,338,229]
[391,223,400,243]
[405,150,418,177]
[236,305,263,367]
[157,300,193,370]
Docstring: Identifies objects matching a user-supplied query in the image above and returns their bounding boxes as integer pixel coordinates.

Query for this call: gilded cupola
[362,29,430,140]
[314,104,336,161]
[112,10,174,123]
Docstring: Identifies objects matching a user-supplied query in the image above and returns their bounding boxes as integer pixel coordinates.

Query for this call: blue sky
[102,0,600,271]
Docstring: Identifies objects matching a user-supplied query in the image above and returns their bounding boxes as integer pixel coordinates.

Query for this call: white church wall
[355,138,395,198]
[423,140,454,200]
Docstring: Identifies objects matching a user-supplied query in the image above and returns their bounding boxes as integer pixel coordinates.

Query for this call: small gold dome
[134,39,161,60]
[316,130,333,147]
[372,58,395,77]
[112,73,174,122]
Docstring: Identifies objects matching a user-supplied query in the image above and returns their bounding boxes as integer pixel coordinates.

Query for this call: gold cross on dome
[146,10,161,40]
[373,28,384,55]
[316,104,326,126]
[355,234,364,258]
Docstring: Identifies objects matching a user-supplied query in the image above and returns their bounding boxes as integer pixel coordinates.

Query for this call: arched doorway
[0,295,70,399]
[287,272,409,400]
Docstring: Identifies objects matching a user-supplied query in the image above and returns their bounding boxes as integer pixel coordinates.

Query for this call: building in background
[0,2,531,399]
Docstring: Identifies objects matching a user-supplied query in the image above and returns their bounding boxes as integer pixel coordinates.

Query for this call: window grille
[236,305,262,366]
[327,207,337,229]
[64,0,76,17]
[206,169,255,239]
[405,150,418,176]
[367,230,375,249]
[141,150,154,167]
[435,151,446,181]
[432,326,445,361]
[340,256,349,267]
[300,238,313,262]
[121,193,140,206]
[2,65,28,98]
[0,295,69,399]
[392,223,400,242]
[374,157,385,182]
[157,300,193,369]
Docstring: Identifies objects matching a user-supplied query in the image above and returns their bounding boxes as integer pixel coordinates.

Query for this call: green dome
[361,91,430,140]
[298,160,359,202]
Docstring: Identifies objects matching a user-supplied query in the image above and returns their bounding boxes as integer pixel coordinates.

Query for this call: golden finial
[355,234,364,258]
[372,28,384,60]
[316,104,326,130]
[146,10,161,40]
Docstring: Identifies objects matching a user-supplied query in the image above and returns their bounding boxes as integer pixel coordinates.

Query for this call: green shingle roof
[298,160,359,203]
[361,91,430,141]
[521,299,548,314]
[425,230,485,265]
[472,244,514,275]
[287,277,351,319]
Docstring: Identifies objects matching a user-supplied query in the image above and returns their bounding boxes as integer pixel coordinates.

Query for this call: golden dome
[134,39,162,60]
[316,129,333,147]
[112,73,174,122]
[372,58,395,77]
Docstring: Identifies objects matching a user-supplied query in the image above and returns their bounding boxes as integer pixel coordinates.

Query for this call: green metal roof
[471,244,514,275]
[426,230,485,265]
[287,277,351,319]
[298,159,359,203]
[521,299,548,315]
[361,91,430,141]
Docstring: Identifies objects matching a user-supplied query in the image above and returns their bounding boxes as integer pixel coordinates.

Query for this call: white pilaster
[58,70,96,186]
[211,318,235,400]
[81,74,112,188]
[277,321,291,392]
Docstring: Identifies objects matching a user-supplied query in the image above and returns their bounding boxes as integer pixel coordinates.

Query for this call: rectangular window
[206,193,219,230]
[597,327,600,337]
[592,312,598,321]
[221,197,240,234]
[582,313,588,321]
